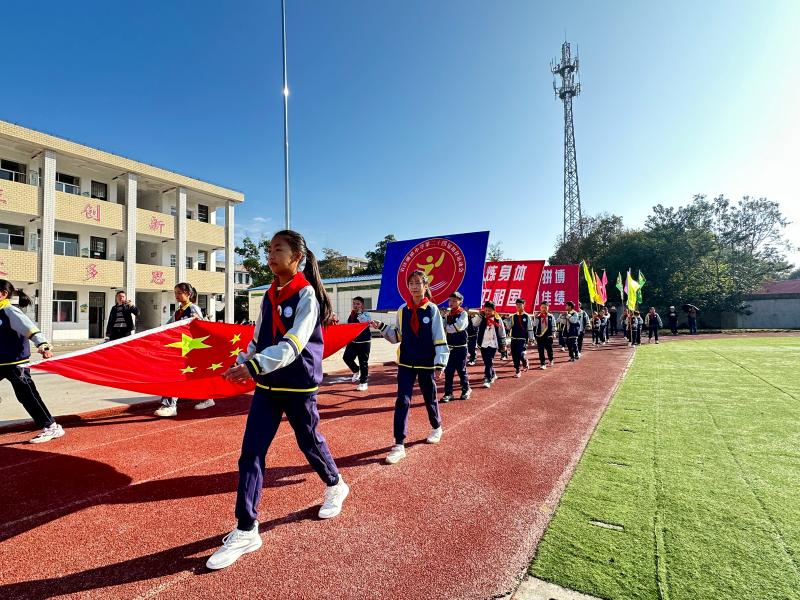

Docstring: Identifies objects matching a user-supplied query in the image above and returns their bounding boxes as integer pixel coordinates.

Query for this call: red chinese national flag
[31,319,369,399]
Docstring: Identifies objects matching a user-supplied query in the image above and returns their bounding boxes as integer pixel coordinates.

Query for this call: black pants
[558,329,565,348]
[648,326,659,341]
[536,336,553,365]
[577,332,585,352]
[510,339,529,372]
[688,317,697,334]
[632,326,642,345]
[567,336,579,359]
[444,346,470,395]
[610,318,618,335]
[480,346,497,381]
[0,364,55,428]
[467,336,477,363]
[395,366,440,445]
[343,342,370,383]
[108,329,133,341]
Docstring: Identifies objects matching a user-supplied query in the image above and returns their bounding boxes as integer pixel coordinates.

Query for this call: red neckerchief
[407,297,429,335]
[175,302,192,320]
[269,273,310,338]
[485,315,499,328]
[538,311,549,334]
[448,306,464,322]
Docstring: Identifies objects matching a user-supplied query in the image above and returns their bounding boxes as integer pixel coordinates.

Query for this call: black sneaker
[460,388,472,400]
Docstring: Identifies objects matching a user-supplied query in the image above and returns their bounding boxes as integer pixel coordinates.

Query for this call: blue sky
[4,0,799,266]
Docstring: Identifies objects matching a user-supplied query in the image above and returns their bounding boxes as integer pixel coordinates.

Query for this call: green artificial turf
[531,336,800,600]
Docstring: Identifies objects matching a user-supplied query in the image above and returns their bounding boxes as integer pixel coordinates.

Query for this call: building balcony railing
[187,219,225,247]
[55,181,80,195]
[55,191,124,231]
[135,208,175,239]
[0,177,40,216]
[136,263,176,291]
[0,168,29,184]
[0,248,38,282]
[187,268,225,293]
[53,255,124,287]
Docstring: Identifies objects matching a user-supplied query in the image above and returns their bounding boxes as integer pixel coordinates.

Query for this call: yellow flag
[582,261,598,304]
[626,271,640,311]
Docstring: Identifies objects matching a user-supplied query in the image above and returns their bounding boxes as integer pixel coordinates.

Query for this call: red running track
[0,340,632,600]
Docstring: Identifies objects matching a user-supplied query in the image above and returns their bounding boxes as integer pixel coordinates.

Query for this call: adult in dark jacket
[668,306,679,335]
[105,291,140,340]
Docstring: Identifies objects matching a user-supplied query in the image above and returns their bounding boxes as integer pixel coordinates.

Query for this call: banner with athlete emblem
[376,231,490,309]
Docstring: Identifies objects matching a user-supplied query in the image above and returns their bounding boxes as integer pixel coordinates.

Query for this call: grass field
[531,336,800,600]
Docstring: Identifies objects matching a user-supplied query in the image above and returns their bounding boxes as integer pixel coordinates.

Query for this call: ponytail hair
[407,269,433,300]
[0,279,32,309]
[272,230,334,325]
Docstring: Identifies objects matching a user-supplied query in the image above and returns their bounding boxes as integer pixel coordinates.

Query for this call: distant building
[723,280,800,329]
[344,256,368,274]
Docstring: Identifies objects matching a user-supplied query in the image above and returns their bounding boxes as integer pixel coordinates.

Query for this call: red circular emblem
[397,238,466,304]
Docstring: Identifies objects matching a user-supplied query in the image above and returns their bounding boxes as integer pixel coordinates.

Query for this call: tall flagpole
[281,0,291,230]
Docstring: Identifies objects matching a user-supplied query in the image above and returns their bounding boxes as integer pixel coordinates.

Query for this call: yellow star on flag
[165,334,212,357]
[207,362,223,371]
[181,365,196,374]
[230,333,241,345]
[230,347,242,357]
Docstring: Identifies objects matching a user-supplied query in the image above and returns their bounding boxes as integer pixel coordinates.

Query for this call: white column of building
[175,187,187,283]
[225,201,235,323]
[125,174,138,296]
[38,150,56,341]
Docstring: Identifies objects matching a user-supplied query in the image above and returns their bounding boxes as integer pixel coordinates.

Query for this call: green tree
[318,247,350,279]
[358,234,396,275]
[487,241,505,261]
[234,236,273,287]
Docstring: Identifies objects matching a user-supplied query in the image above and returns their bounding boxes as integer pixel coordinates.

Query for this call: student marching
[0,279,63,443]
[373,269,449,464]
[207,230,349,570]
[472,301,507,387]
[442,292,472,402]
[508,299,532,377]
[533,301,556,369]
[343,296,372,391]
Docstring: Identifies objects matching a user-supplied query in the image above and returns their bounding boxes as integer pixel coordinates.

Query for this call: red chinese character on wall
[84,264,99,281]
[0,187,6,204]
[83,203,101,222]
[151,271,166,285]
[0,260,7,277]
[149,216,166,234]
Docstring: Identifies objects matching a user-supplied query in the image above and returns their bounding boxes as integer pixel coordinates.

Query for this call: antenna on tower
[551,40,583,244]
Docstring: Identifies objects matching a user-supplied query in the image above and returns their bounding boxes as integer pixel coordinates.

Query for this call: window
[198,294,208,316]
[55,172,80,195]
[53,291,78,323]
[170,254,177,268]
[198,250,208,271]
[198,204,209,223]
[91,181,108,201]
[0,223,25,249]
[363,297,373,310]
[54,232,80,256]
[90,236,107,260]
[169,206,194,219]
[186,256,193,269]
[0,159,26,183]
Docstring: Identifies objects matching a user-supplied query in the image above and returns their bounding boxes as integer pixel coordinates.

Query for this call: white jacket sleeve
[430,307,449,368]
[377,307,404,344]
[6,305,49,348]
[238,286,319,377]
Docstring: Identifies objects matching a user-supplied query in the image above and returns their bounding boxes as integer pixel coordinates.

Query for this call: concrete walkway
[0,338,399,427]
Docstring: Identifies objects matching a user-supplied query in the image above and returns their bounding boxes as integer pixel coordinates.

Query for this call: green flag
[637,270,646,304]
[615,272,624,302]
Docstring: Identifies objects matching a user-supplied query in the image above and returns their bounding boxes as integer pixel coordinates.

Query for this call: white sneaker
[514,371,521,378]
[483,380,491,388]
[440,394,453,403]
[318,476,350,519]
[351,372,360,383]
[490,374,498,384]
[385,444,406,464]
[540,364,547,370]
[460,388,472,400]
[577,352,582,358]
[426,427,443,444]
[356,382,368,392]
[194,399,215,410]
[30,423,65,444]
[206,522,263,570]
[155,405,177,417]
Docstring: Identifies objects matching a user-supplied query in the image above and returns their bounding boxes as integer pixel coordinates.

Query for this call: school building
[0,120,244,341]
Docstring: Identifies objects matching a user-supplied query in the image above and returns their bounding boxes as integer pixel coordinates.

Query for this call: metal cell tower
[551,41,583,242]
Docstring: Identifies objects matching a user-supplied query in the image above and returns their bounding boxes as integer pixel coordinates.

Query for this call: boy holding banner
[509,299,532,377]
[442,292,472,402]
